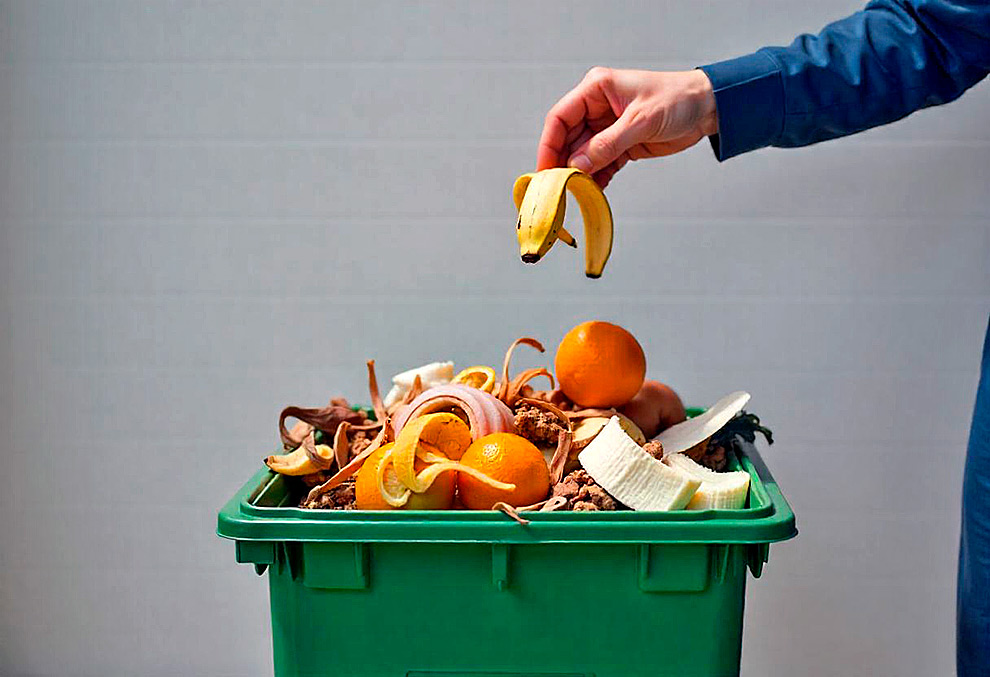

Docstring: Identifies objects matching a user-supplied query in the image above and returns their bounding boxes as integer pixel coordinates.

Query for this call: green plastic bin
[218,442,795,677]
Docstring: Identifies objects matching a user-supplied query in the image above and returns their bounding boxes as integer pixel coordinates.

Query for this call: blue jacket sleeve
[699,0,990,160]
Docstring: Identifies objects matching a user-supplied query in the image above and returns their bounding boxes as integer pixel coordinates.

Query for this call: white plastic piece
[651,391,751,455]
[383,361,455,408]
[579,416,700,511]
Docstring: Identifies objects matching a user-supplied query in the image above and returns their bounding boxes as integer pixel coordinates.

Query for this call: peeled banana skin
[513,168,614,278]
[664,453,750,510]
[579,416,700,511]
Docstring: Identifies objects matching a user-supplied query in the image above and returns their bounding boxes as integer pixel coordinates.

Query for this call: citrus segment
[452,365,497,393]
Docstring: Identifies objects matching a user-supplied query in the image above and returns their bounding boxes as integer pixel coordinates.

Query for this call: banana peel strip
[304,421,391,504]
[497,337,545,402]
[301,433,333,471]
[266,432,336,476]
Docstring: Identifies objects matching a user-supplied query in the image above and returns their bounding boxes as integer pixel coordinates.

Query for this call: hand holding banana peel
[513,68,718,279]
[513,167,614,278]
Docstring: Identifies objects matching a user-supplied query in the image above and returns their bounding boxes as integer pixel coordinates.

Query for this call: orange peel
[452,365,497,393]
[376,413,516,508]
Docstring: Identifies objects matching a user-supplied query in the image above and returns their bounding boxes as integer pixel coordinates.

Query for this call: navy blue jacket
[699,0,990,160]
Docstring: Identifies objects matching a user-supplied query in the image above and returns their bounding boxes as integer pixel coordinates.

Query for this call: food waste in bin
[263,320,774,521]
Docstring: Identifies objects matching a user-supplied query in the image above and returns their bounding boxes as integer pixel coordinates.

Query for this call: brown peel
[278,404,365,449]
[401,374,425,406]
[494,502,530,525]
[498,337,545,402]
[566,408,618,420]
[367,360,387,423]
[333,421,351,469]
[285,420,314,451]
[539,496,568,512]
[548,429,573,485]
[305,420,391,504]
[505,368,555,407]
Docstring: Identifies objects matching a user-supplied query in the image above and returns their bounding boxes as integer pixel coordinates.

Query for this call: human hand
[537,67,718,187]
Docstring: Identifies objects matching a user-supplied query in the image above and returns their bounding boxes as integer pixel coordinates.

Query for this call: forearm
[700,0,990,160]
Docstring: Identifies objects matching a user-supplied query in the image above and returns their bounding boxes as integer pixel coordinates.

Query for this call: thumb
[567,108,644,175]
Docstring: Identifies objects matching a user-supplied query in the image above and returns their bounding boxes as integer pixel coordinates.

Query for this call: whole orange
[457,433,550,510]
[554,321,646,408]
[354,443,456,510]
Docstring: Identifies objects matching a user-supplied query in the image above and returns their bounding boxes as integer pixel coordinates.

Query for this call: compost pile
[264,321,772,520]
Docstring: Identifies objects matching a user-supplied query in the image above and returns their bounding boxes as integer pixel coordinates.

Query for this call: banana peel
[266,434,335,476]
[513,168,614,278]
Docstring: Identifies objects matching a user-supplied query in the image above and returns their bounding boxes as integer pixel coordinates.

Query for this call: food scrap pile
[264,321,773,518]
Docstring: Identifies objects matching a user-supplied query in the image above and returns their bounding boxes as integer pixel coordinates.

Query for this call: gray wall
[2,1,988,675]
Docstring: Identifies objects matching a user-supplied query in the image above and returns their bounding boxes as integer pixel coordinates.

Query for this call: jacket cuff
[699,51,784,161]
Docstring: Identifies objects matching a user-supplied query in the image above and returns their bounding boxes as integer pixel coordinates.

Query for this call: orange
[554,321,646,408]
[354,443,456,510]
[457,433,550,510]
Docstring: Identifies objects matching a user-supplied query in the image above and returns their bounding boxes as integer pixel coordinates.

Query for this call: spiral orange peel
[376,412,515,508]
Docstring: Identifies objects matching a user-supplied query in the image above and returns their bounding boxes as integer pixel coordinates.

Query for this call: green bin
[218,442,795,677]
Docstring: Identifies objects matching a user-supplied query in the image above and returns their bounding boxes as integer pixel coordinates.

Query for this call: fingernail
[568,154,592,173]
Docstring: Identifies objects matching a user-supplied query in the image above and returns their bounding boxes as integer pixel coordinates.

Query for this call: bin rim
[217,443,796,546]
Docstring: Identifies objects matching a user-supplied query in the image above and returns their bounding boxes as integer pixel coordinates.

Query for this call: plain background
[1,1,989,675]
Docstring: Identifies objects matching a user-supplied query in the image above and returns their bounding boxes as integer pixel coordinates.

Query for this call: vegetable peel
[304,421,391,504]
[497,337,545,402]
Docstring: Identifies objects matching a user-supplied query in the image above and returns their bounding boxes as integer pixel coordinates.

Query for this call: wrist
[690,69,718,136]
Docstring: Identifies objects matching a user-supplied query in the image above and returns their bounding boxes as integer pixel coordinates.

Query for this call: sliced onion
[393,384,515,440]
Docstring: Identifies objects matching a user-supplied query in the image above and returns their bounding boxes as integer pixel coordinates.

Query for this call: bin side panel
[268,543,748,677]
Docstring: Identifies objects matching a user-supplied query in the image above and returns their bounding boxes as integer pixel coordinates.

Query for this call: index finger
[536,84,592,170]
